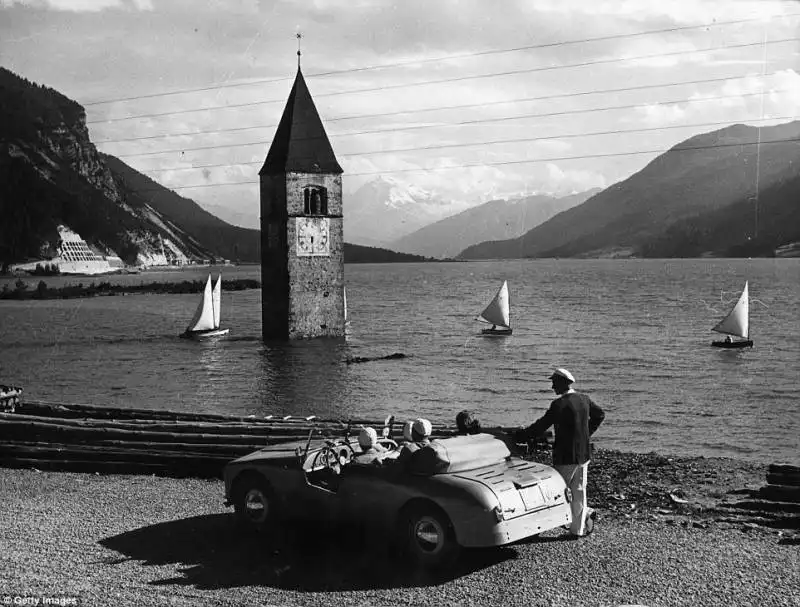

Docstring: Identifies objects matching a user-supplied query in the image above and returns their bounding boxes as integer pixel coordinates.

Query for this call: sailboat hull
[711,339,753,348]
[181,328,230,340]
[481,327,512,336]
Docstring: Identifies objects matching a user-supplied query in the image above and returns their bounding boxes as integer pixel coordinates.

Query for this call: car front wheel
[401,505,460,569]
[233,475,277,533]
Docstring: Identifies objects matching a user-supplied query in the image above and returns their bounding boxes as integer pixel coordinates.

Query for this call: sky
[1,0,799,227]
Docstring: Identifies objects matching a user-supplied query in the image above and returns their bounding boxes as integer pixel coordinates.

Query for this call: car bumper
[456,503,572,548]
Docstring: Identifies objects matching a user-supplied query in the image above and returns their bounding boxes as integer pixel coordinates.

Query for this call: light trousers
[555,461,590,536]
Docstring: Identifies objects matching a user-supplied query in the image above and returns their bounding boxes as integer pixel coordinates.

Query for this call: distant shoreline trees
[0,278,260,300]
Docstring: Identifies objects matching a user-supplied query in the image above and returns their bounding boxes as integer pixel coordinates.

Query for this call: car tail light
[493,505,506,522]
[565,487,573,503]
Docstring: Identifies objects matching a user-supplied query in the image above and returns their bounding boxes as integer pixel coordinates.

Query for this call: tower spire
[296,32,302,69]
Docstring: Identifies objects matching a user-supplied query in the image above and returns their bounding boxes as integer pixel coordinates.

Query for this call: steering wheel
[311,446,341,474]
[337,444,354,467]
[378,438,399,451]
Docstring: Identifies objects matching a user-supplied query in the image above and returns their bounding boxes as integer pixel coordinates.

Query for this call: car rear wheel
[233,474,277,533]
[401,505,460,569]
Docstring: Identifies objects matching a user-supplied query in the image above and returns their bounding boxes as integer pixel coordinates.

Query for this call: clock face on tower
[296,217,330,257]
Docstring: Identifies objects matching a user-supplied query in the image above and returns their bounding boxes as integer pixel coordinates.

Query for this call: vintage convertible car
[223,429,572,568]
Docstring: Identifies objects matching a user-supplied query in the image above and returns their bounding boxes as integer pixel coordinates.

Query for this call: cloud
[636,102,689,124]
[544,163,608,194]
[684,69,800,120]
[530,0,791,23]
[4,0,797,218]
[2,0,153,10]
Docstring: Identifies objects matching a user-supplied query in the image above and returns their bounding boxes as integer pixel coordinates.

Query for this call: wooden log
[0,413,482,443]
[759,484,800,504]
[0,442,234,465]
[14,401,541,441]
[719,499,800,515]
[766,472,800,487]
[1,437,303,457]
[0,417,324,446]
[2,438,278,455]
[769,463,800,476]
[0,411,336,436]
[19,400,377,426]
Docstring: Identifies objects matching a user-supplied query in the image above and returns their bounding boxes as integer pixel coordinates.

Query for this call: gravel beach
[1,450,797,607]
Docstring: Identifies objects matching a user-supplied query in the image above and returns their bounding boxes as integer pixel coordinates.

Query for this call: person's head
[411,418,432,442]
[358,427,378,451]
[402,420,414,442]
[549,367,575,395]
[456,410,481,435]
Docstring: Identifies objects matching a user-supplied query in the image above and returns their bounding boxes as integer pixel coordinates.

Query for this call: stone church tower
[259,66,345,340]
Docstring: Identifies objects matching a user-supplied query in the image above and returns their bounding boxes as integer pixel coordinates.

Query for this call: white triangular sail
[186,275,215,333]
[477,280,511,328]
[212,274,222,329]
[712,281,749,339]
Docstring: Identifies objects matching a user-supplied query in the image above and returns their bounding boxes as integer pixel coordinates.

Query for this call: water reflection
[196,337,228,375]
[256,338,350,419]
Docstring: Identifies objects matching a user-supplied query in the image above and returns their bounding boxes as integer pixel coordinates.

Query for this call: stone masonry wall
[287,216,344,338]
[260,175,289,339]
[286,173,342,217]
[260,171,344,339]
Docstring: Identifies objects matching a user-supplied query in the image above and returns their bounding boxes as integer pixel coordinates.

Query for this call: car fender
[392,474,499,544]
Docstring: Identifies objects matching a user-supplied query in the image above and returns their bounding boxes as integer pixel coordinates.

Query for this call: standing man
[516,368,605,537]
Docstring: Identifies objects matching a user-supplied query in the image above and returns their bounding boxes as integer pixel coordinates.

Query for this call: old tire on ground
[232,473,278,533]
[401,504,460,569]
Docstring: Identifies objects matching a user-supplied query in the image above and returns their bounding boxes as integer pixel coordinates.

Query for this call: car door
[334,464,409,528]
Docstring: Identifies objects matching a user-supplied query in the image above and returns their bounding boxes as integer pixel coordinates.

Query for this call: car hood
[227,441,307,466]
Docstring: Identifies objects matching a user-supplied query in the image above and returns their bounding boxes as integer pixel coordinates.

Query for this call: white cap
[412,418,432,440]
[549,368,575,383]
[402,421,414,442]
[358,427,378,449]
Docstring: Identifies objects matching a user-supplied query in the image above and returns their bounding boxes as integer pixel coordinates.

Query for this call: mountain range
[390,189,601,259]
[2,65,798,268]
[460,121,800,259]
[0,67,429,268]
[344,176,473,247]
[0,67,219,268]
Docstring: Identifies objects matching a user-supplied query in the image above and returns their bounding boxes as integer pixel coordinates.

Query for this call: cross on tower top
[296,32,302,68]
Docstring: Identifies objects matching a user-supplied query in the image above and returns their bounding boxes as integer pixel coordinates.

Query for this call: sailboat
[476,280,512,336]
[711,281,753,348]
[344,286,351,329]
[181,274,230,339]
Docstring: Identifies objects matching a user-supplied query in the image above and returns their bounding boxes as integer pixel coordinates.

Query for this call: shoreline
[0,277,260,300]
[1,447,796,607]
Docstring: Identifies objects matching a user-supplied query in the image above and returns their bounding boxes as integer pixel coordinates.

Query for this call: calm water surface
[1,259,798,464]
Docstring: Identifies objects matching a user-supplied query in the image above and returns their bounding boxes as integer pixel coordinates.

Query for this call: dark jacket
[519,391,605,465]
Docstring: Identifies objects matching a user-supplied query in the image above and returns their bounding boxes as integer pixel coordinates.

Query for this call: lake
[1,259,798,465]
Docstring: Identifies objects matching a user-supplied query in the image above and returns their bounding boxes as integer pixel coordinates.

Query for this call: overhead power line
[94,72,788,146]
[110,87,793,160]
[85,37,799,126]
[135,114,798,174]
[124,136,800,192]
[82,12,800,107]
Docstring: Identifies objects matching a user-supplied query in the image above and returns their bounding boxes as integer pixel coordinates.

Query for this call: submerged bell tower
[259,49,345,340]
